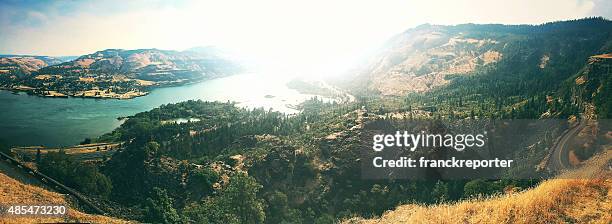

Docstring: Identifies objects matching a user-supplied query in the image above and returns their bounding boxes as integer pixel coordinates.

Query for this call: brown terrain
[1,48,239,99]
[346,149,612,224]
[11,143,120,161]
[0,172,129,223]
[591,53,612,59]
[0,57,49,76]
[353,25,503,96]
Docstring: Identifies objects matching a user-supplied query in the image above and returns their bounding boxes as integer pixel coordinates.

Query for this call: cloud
[590,0,612,17]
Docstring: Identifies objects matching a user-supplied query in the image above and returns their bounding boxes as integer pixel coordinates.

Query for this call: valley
[0,17,610,224]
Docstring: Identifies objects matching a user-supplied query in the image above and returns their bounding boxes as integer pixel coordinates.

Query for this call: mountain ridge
[340,17,612,96]
[0,47,241,99]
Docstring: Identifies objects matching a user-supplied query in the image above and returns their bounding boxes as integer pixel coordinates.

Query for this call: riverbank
[286,78,355,103]
[0,74,240,100]
[0,86,149,100]
[0,73,327,148]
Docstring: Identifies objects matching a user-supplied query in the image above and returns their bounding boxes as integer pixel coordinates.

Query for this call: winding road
[547,119,586,171]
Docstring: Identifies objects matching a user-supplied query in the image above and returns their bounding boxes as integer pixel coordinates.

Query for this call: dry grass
[347,150,612,224]
[569,150,582,166]
[0,172,129,224]
[12,143,119,155]
[591,54,612,59]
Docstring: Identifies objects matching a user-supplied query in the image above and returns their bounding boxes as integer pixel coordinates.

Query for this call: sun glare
[0,0,599,78]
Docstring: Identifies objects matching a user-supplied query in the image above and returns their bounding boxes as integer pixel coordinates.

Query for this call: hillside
[0,47,241,99]
[346,149,611,224]
[0,56,64,77]
[4,18,608,223]
[40,48,238,81]
[548,54,612,119]
[338,19,612,121]
[0,172,128,223]
[341,17,612,96]
[32,48,608,223]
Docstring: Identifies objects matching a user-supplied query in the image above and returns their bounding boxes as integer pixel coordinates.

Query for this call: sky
[0,0,610,76]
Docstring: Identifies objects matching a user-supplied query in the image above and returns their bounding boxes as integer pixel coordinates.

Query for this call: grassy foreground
[0,172,128,224]
[346,150,611,224]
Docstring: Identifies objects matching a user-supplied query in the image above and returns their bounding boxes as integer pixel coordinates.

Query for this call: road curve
[547,120,585,171]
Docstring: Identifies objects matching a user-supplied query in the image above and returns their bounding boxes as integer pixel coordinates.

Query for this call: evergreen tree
[431,180,449,203]
[145,187,182,224]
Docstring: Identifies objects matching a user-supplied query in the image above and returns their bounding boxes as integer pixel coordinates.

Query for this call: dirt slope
[0,172,128,224]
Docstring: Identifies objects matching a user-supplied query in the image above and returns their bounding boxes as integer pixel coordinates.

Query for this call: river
[0,73,320,147]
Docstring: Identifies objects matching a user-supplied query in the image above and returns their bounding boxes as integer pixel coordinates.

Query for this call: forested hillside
[336,18,611,121]
[31,99,548,223]
[340,17,611,99]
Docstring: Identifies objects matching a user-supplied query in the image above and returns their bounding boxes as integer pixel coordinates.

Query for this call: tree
[74,164,112,198]
[220,173,266,224]
[38,151,112,198]
[183,173,266,224]
[145,187,182,224]
[265,191,287,223]
[463,179,493,198]
[314,214,335,224]
[104,141,158,203]
[183,197,240,224]
[265,191,303,223]
[35,149,41,163]
[186,168,219,200]
[431,180,449,203]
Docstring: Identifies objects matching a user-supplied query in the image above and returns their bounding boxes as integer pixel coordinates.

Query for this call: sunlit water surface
[0,73,319,147]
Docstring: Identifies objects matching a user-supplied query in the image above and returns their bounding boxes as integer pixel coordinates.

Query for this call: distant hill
[0,55,64,77]
[0,55,67,65]
[38,48,240,82]
[341,17,612,96]
[0,47,241,99]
